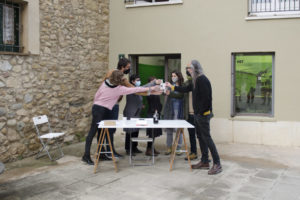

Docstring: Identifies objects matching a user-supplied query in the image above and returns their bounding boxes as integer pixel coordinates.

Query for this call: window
[248,0,300,17]
[124,0,183,7]
[0,0,21,53]
[231,53,274,117]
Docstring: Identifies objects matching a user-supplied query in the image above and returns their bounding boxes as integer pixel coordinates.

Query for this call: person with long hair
[166,60,222,175]
[163,71,185,155]
[82,70,160,165]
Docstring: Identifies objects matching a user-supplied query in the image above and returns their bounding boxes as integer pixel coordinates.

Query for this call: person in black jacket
[146,76,163,156]
[166,60,222,175]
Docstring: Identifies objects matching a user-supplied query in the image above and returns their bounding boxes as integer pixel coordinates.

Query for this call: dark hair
[117,58,131,70]
[148,76,156,83]
[129,74,140,84]
[171,71,184,86]
[109,70,124,86]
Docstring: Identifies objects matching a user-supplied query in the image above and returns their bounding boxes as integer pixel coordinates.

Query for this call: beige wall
[109,0,300,146]
[26,0,40,54]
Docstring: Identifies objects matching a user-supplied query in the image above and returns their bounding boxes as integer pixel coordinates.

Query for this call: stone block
[0,107,6,116]
[7,119,17,127]
[7,128,20,142]
[0,81,5,87]
[13,65,22,73]
[0,122,5,130]
[24,94,33,104]
[16,109,28,116]
[11,104,23,110]
[0,61,12,71]
[6,77,22,88]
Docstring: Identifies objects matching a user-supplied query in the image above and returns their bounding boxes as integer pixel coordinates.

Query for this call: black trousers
[194,114,220,165]
[84,104,110,157]
[125,131,139,151]
[187,114,197,154]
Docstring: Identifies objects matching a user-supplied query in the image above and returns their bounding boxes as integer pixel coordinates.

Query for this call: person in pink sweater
[82,70,160,165]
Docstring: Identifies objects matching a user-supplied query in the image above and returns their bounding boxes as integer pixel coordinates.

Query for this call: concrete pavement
[1,132,300,200]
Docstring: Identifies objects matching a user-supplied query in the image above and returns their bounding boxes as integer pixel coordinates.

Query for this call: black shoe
[99,154,112,161]
[133,148,142,154]
[126,150,136,156]
[113,151,123,158]
[82,155,94,165]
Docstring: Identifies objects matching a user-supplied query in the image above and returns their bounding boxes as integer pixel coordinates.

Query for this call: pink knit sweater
[93,82,149,110]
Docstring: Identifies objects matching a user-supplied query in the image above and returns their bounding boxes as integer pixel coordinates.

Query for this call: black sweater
[175,75,212,116]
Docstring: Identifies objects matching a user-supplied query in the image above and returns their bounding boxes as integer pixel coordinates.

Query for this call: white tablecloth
[98,118,194,129]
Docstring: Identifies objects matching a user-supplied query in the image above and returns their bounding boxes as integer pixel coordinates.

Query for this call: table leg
[94,128,106,173]
[152,129,155,165]
[105,128,118,172]
[181,128,192,171]
[169,128,181,171]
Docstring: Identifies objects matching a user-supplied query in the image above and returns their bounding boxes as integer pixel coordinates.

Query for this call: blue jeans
[166,99,183,148]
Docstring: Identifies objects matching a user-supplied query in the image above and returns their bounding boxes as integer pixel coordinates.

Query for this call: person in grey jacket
[123,74,158,155]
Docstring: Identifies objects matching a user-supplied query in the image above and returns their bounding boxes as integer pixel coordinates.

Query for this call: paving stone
[254,170,279,180]
[238,185,268,198]
[265,183,300,200]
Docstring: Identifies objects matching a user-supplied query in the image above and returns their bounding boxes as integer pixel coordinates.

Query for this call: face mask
[135,81,141,87]
[123,68,130,74]
[186,70,191,77]
[172,77,178,83]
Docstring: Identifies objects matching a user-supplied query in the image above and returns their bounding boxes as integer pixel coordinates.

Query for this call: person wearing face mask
[123,74,159,155]
[183,70,198,161]
[165,60,222,175]
[163,71,185,156]
[100,58,161,159]
[82,70,161,165]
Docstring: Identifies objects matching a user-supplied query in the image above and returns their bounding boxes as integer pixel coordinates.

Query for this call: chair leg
[130,133,132,165]
[54,139,64,160]
[36,139,53,161]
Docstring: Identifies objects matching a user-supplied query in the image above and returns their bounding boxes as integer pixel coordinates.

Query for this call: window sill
[0,51,32,56]
[246,12,300,20]
[125,1,183,8]
[230,116,277,122]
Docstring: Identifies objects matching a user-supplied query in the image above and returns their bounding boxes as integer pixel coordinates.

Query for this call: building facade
[0,0,109,162]
[109,0,300,147]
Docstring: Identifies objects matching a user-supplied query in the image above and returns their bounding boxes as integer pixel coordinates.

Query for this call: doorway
[129,54,181,117]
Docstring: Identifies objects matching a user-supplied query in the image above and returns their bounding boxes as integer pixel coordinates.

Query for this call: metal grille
[0,0,21,53]
[124,0,170,3]
[249,0,300,13]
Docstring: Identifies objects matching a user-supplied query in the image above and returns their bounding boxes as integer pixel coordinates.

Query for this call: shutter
[0,4,3,51]
[13,5,19,52]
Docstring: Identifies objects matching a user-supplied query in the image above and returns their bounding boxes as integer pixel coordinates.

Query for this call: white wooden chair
[32,115,65,161]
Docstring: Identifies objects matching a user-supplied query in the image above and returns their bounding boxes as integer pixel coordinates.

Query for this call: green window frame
[231,52,275,117]
[0,0,21,53]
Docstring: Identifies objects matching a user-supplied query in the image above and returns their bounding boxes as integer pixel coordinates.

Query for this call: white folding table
[94,119,194,173]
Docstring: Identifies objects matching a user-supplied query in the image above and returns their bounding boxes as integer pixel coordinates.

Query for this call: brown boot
[208,164,222,175]
[154,148,160,155]
[145,148,158,156]
[191,161,210,169]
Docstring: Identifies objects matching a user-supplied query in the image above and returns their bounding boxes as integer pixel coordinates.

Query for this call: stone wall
[0,0,109,162]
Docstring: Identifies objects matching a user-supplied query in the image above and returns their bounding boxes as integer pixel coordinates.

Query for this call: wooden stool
[169,128,192,171]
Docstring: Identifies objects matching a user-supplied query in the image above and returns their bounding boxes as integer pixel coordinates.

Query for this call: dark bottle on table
[153,110,159,124]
